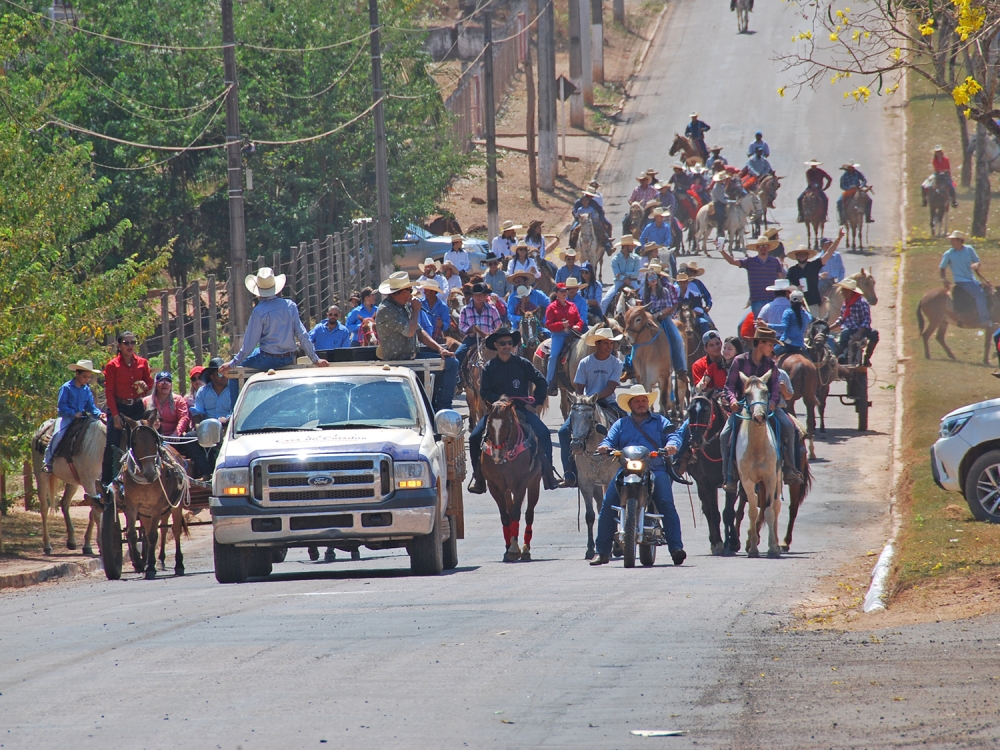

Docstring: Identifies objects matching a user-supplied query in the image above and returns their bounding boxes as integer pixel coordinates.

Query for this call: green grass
[894,72,1000,589]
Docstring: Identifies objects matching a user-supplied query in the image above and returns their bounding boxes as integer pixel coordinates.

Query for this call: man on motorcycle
[837,163,873,225]
[797,159,832,223]
[922,146,959,209]
[719,326,804,492]
[590,384,688,567]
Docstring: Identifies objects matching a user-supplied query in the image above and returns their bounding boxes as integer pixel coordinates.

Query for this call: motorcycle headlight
[939,412,973,438]
[214,467,249,497]
[394,461,429,489]
[626,460,645,471]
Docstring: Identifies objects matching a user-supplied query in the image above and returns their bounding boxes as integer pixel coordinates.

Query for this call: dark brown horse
[480,398,542,562]
[804,320,838,434]
[927,173,950,237]
[917,283,1000,365]
[800,189,826,250]
[778,353,820,459]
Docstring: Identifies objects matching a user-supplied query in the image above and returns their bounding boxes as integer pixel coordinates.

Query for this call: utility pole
[579,0,593,106]
[483,9,499,241]
[568,0,584,126]
[369,0,393,281]
[525,40,537,204]
[613,0,624,24]
[221,0,248,348]
[537,0,557,190]
[591,0,603,84]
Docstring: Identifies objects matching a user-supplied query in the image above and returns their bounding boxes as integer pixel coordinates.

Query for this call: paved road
[3,2,999,748]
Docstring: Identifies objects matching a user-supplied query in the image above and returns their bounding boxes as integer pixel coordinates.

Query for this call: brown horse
[463,336,496,427]
[627,201,646,239]
[623,305,685,418]
[669,133,705,166]
[804,319,838,434]
[927,173,950,237]
[917,283,1000,365]
[800,189,826,250]
[480,398,542,562]
[119,417,189,579]
[778,353,820,460]
[676,303,704,370]
[755,174,781,232]
[843,186,872,252]
[358,317,379,346]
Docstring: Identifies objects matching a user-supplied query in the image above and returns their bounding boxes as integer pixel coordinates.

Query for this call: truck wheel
[443,515,459,570]
[101,504,122,581]
[214,537,248,583]
[248,548,273,578]
[271,547,288,564]
[964,450,1000,523]
[410,510,444,576]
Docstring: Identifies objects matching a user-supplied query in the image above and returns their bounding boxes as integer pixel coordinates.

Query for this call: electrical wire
[251,98,381,145]
[242,39,368,101]
[79,70,231,123]
[76,63,223,113]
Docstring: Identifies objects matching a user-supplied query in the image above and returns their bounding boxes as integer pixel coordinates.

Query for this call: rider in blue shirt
[590,385,689,567]
[43,360,103,472]
[746,132,769,157]
[837,163,873,224]
[685,114,711,159]
[309,306,352,352]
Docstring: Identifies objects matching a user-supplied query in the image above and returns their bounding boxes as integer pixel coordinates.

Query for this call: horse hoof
[767,550,782,559]
[502,552,518,562]
[144,569,157,580]
[175,567,185,577]
[43,545,53,556]
[520,550,532,561]
[82,546,93,556]
[747,548,760,558]
[585,549,595,560]
[722,548,736,557]
[780,544,790,553]
[66,540,77,551]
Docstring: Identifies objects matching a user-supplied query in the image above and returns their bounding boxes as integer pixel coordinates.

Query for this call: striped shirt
[737,255,783,304]
[458,302,502,336]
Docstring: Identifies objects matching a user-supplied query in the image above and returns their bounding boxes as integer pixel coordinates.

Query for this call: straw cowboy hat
[583,187,599,197]
[765,278,793,292]
[500,220,522,233]
[835,278,860,293]
[788,244,819,261]
[752,326,779,344]
[512,239,531,253]
[747,236,779,252]
[584,327,622,346]
[419,257,440,274]
[561,248,577,260]
[378,271,417,296]
[674,271,693,283]
[947,229,967,240]
[934,145,944,152]
[440,259,461,274]
[245,267,286,298]
[643,260,671,278]
[507,270,536,286]
[449,234,466,245]
[709,144,723,152]
[672,162,686,170]
[712,172,729,182]
[645,168,659,178]
[762,227,782,239]
[514,285,533,298]
[69,359,100,374]
[678,262,705,277]
[636,172,651,182]
[615,235,638,248]
[804,159,823,166]
[563,276,587,290]
[644,198,661,210]
[616,383,660,413]
[418,279,444,295]
[839,162,859,170]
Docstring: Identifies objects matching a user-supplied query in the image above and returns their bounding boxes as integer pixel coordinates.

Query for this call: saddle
[951,283,978,316]
[33,416,94,461]
[534,338,571,369]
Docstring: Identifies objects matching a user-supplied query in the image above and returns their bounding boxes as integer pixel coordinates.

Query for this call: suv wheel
[214,537,249,583]
[410,511,444,575]
[963,449,1000,523]
[443,515,459,570]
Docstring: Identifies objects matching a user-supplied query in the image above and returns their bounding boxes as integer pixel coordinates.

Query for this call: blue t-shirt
[940,245,980,284]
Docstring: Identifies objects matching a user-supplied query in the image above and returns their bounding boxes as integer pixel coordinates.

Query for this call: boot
[42,463,53,473]
[547,382,559,397]
[468,470,487,495]
[723,474,739,493]
[866,213,874,223]
[590,554,610,565]
[671,549,687,566]
[559,471,577,489]
[783,465,804,485]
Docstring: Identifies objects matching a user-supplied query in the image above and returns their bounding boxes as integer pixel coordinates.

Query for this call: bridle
[482,402,530,464]
[122,422,190,509]
[686,396,723,462]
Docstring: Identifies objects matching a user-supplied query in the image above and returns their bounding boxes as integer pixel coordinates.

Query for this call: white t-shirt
[574,354,624,396]
[444,249,471,272]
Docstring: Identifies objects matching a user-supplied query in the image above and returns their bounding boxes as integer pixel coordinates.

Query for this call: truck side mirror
[434,409,464,438]
[197,418,223,447]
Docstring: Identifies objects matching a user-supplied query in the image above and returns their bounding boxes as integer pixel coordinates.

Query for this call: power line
[76,63,223,113]
[77,69,231,123]
[242,40,368,101]
[252,98,382,145]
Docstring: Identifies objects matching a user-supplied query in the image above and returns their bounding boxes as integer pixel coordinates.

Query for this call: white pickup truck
[206,360,466,582]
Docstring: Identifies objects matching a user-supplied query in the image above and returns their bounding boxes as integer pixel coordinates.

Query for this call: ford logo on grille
[308,475,334,487]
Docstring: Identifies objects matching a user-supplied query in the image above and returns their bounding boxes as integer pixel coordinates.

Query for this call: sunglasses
[496,340,515,347]
[121,340,137,346]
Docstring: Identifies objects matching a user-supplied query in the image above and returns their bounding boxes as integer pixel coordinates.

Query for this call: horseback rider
[468,328,558,493]
[691,330,728,392]
[416,258,448,299]
[558,327,626,488]
[43,360,104,474]
[600,235,642,314]
[685,113,711,160]
[564,278,589,322]
[101,331,153,493]
[710,172,734,238]
[544,283,585,395]
[675,270,713,338]
[837,162,874,225]
[639,260,689,386]
[797,159,832,223]
[922,146,959,209]
[785,230,845,317]
[690,165,711,205]
[455,281,503,367]
[556,248,584,284]
[629,171,660,206]
[757,279,793,336]
[587,180,606,208]
[721,236,785,315]
[678,262,713,314]
[482,252,511,299]
[590,384,688,567]
[746,131,769,158]
[776,289,813,357]
[667,162,693,194]
[705,145,727,172]
[506,276,550,329]
[830,278,879,366]
[940,229,991,328]
[572,188,613,253]
[744,146,773,190]
[639,207,673,259]
[719,326,805,492]
[578,262,603,320]
[817,236,847,300]
[444,234,472,275]
[507,240,541,280]
[491,220,522,258]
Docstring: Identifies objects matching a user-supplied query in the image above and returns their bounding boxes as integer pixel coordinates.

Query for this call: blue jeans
[453,336,478,367]
[43,417,69,467]
[416,349,459,411]
[547,332,570,384]
[228,349,297,403]
[955,281,991,326]
[595,469,683,556]
[660,318,687,374]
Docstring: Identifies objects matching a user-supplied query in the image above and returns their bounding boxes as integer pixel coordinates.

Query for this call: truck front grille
[251,454,388,507]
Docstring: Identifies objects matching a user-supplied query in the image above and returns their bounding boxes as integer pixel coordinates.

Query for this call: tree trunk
[957,106,972,187]
[525,42,538,205]
[972,122,991,236]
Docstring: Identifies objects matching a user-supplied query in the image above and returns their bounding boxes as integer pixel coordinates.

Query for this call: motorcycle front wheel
[623,495,639,568]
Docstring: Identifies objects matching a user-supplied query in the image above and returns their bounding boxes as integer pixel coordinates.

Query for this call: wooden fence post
[207,275,219,358]
[324,235,336,304]
[311,239,322,321]
[191,280,204,366]
[161,293,171,372]
[298,242,308,319]
[176,285,186,395]
[273,252,281,278]
[288,246,298,304]
[226,269,236,353]
[335,231,348,304]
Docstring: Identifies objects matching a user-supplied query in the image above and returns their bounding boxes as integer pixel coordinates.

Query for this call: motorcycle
[610,444,664,568]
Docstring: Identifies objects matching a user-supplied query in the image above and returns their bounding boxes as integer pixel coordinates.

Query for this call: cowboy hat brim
[506,271,536,283]
[68,361,100,374]
[246,272,287,298]
[789,248,820,260]
[617,388,659,412]
[484,329,522,350]
[679,265,706,277]
[378,277,417,295]
[584,329,623,346]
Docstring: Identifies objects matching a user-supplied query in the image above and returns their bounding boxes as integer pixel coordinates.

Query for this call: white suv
[931,397,1000,522]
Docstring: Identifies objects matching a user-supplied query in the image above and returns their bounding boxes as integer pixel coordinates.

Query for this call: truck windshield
[235,376,422,433]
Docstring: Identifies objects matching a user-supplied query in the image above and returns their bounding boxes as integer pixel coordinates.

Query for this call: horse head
[669,134,684,155]
[623,304,652,339]
[686,394,719,450]
[739,371,771,425]
[568,393,600,454]
[127,419,163,484]
[853,268,878,305]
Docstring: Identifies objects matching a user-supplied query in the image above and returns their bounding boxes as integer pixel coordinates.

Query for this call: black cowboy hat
[203,356,226,377]
[482,251,502,264]
[485,327,522,351]
[470,282,490,295]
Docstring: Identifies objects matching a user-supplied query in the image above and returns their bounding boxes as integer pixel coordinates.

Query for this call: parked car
[931,397,1000,522]
[394,224,490,275]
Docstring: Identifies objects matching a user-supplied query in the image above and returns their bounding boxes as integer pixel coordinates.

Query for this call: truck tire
[271,547,288,564]
[248,548,273,578]
[214,537,249,583]
[443,515,459,570]
[101,504,122,581]
[410,510,444,576]
[963,449,1000,523]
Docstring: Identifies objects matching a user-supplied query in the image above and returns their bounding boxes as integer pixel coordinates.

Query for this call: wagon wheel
[854,370,869,431]
[101,501,123,580]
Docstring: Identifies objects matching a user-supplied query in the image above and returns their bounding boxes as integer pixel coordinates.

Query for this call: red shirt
[932,153,951,173]
[104,353,153,416]
[545,299,584,333]
[691,355,728,390]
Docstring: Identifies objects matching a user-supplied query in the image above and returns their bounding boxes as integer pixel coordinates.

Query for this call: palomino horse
[684,394,744,555]
[825,268,878,323]
[622,305,685,418]
[734,372,783,558]
[358,317,379,346]
[119,417,189,579]
[694,192,761,253]
[480,398,542,562]
[917,282,1000,365]
[567,393,619,559]
[463,336,496,427]
[532,328,594,419]
[669,133,705,165]
[842,186,873,252]
[574,213,606,279]
[735,0,751,32]
[778,353,820,459]
[927,173,951,237]
[31,417,104,556]
[800,189,826,250]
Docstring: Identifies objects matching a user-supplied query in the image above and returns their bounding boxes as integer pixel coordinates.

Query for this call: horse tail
[916,300,926,334]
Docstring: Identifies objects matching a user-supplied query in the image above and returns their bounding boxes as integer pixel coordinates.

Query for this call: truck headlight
[214,467,250,497]
[940,413,973,438]
[394,461,429,489]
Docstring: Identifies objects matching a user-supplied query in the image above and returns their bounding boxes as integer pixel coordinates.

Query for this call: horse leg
[817,385,828,434]
[743,479,761,558]
[126,508,143,573]
[158,520,168,570]
[699,483,723,555]
[82,499,99,555]
[38,472,53,555]
[583,480,597,560]
[985,326,993,366]
[144,518,159,579]
[935,321,957,360]
[505,489,524,563]
[722,489,739,555]
[61,484,77,550]
[765,478,782,558]
[173,509,185,576]
[521,482,540,562]
[492,487,516,561]
[782,484,803,552]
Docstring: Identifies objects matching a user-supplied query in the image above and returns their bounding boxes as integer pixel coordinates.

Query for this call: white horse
[31,418,105,556]
[566,393,620,559]
[695,192,760,253]
[734,372,783,558]
[576,213,605,280]
[735,0,751,32]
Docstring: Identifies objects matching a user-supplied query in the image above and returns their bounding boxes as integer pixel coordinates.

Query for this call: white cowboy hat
[678,262,706,277]
[765,278,793,292]
[507,270,536,285]
[500,220,522,233]
[835,278,860,293]
[245,267,286,298]
[688,112,699,118]
[564,276,587,290]
[378,271,417,296]
[788,244,819,261]
[839,163,855,170]
[515,285,532,298]
[440,260,461,274]
[584,327,622,346]
[804,159,823,166]
[449,234,465,244]
[615,235,637,248]
[934,145,944,152]
[712,172,729,182]
[644,198,662,209]
[418,280,444,295]
[561,248,577,259]
[583,187,599,197]
[636,172,650,181]
[643,261,670,278]
[672,162,686,170]
[652,207,670,217]
[418,257,440,273]
[616,383,660,413]
[947,229,967,240]
[68,359,100,374]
